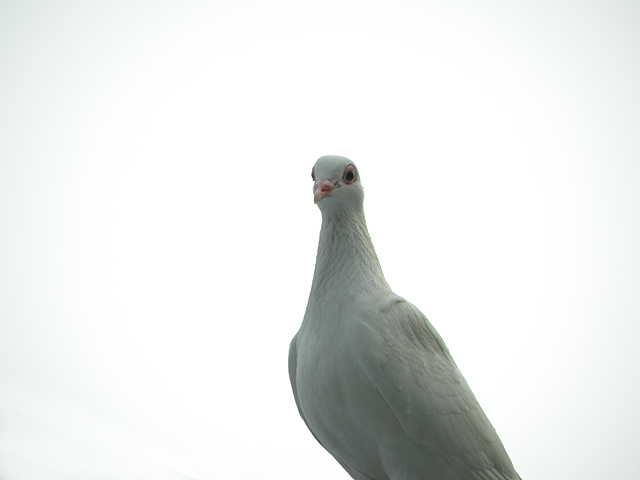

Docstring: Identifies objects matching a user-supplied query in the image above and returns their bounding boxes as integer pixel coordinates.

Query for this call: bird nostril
[315,180,336,192]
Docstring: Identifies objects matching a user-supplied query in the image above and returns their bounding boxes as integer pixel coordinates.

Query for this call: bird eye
[343,166,357,184]
[311,168,316,181]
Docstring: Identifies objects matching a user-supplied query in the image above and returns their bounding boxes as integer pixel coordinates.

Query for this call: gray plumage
[289,155,521,480]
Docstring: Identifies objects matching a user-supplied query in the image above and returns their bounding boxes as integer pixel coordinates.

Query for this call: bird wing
[288,335,316,440]
[352,297,520,480]
[289,335,380,480]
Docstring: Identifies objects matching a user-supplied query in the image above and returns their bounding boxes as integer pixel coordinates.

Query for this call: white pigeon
[289,156,521,480]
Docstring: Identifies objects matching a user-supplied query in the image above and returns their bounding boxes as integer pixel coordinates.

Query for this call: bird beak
[314,179,338,204]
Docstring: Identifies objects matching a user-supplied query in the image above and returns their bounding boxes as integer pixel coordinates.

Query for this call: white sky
[1,1,639,479]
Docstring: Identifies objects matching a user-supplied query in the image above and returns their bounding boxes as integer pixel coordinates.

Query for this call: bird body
[289,156,521,480]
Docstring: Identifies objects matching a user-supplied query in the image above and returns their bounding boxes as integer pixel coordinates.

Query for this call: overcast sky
[1,1,639,479]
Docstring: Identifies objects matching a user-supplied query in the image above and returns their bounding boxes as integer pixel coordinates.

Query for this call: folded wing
[353,298,520,480]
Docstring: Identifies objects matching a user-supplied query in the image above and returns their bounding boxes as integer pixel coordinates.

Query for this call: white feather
[289,156,520,480]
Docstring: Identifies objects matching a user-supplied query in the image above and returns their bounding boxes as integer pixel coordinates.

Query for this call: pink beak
[314,179,337,204]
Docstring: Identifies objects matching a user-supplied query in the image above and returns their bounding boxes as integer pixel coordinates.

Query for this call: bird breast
[294,303,405,478]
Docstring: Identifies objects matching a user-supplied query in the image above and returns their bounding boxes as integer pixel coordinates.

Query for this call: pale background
[1,1,639,479]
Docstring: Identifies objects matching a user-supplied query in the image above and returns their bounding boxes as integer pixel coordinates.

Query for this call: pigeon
[289,156,521,480]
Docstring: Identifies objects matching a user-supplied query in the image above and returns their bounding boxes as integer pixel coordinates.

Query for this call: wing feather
[353,298,520,480]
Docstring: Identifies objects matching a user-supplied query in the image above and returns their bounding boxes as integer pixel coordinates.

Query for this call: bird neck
[310,208,390,303]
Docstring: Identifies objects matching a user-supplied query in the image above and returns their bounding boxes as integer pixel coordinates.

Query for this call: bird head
[312,155,364,216]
